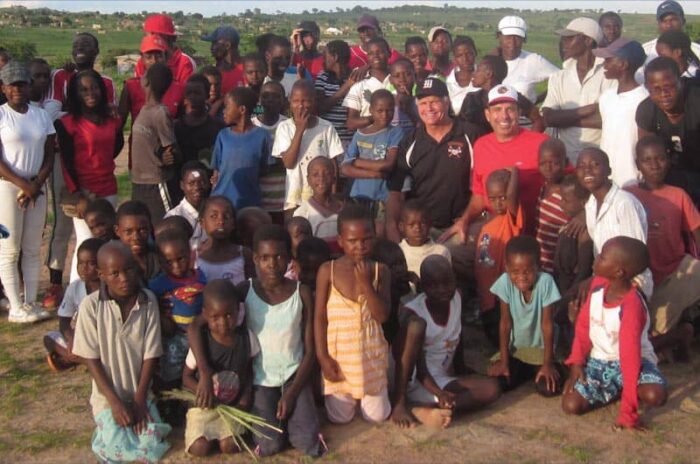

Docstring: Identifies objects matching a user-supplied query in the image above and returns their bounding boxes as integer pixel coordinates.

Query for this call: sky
[3,0,700,16]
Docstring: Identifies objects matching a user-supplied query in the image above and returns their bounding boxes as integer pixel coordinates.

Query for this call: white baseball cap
[556,17,603,45]
[498,16,527,38]
[428,26,451,42]
[488,84,519,106]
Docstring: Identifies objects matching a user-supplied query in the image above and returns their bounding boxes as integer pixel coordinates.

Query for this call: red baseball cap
[144,14,180,36]
[140,35,168,53]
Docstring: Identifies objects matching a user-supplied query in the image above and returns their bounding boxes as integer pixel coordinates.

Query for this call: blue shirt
[211,126,271,209]
[344,126,404,201]
[148,270,206,330]
[490,272,561,352]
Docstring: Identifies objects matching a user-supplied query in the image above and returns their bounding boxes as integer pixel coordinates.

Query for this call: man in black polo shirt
[387,77,484,285]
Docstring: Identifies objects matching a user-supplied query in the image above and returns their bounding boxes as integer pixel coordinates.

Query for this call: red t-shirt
[475,206,524,311]
[292,52,325,79]
[220,63,246,95]
[472,129,548,235]
[135,48,196,84]
[626,184,700,284]
[59,115,121,197]
[348,45,402,69]
[125,77,184,122]
[48,69,117,105]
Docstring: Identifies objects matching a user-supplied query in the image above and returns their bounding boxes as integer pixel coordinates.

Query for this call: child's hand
[613,421,648,433]
[293,107,310,131]
[277,390,297,420]
[319,356,345,383]
[487,359,510,381]
[297,62,306,79]
[563,364,585,394]
[436,390,456,409]
[196,372,215,409]
[354,259,373,295]
[535,362,561,394]
[561,214,586,237]
[132,399,153,435]
[162,146,175,166]
[109,399,133,427]
[210,170,219,187]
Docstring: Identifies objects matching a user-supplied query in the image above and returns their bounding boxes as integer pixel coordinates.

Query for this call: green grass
[116,171,132,201]
[561,444,596,463]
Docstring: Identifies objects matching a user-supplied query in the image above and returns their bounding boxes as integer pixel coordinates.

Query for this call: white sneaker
[28,303,51,321]
[8,306,41,323]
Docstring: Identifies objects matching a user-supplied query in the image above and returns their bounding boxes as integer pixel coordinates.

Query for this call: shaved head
[603,237,649,278]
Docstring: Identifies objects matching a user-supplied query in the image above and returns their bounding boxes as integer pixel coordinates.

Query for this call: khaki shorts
[650,255,700,335]
[184,407,242,453]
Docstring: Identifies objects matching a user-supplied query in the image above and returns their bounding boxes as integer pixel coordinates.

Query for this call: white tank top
[405,291,462,386]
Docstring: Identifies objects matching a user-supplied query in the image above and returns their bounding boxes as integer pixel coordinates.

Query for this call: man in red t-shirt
[134,14,195,84]
[441,84,548,241]
[349,14,402,69]
[202,26,245,95]
[291,21,325,79]
[48,32,117,105]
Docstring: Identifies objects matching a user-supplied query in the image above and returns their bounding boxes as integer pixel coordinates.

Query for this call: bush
[0,40,37,63]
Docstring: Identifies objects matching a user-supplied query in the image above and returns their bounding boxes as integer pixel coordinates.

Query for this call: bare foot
[411,406,452,429]
[391,402,418,429]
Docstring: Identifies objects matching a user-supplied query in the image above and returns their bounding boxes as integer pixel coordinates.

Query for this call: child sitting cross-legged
[391,255,501,429]
[487,236,565,397]
[72,241,171,462]
[182,279,258,457]
[562,236,668,430]
[315,205,392,424]
[44,238,105,372]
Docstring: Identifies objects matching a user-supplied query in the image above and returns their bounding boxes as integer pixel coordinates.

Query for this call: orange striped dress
[323,261,389,399]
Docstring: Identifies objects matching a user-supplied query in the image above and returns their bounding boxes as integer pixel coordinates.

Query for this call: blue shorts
[574,358,666,406]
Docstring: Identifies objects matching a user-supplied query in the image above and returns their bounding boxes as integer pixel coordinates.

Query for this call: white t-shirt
[0,103,55,178]
[542,57,617,164]
[293,199,339,242]
[599,85,649,188]
[252,114,288,144]
[399,239,452,278]
[165,198,207,250]
[446,69,479,114]
[271,117,344,209]
[503,50,559,104]
[57,279,88,319]
[342,74,391,117]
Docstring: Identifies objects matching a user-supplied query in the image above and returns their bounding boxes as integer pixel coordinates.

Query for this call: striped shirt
[314,71,353,143]
[536,188,570,273]
[253,115,288,212]
[323,261,388,398]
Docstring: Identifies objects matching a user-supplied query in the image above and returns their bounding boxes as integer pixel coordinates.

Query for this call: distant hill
[0,4,697,75]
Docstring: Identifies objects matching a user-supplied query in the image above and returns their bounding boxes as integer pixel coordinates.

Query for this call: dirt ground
[1,151,699,463]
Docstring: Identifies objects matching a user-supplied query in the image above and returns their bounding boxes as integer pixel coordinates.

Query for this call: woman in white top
[0,62,55,323]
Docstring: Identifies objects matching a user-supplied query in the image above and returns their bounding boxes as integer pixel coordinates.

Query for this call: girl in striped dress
[315,205,392,423]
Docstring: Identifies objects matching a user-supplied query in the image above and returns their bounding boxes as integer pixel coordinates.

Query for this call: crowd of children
[2,4,700,461]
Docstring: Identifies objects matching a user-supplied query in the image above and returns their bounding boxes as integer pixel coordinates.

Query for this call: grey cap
[0,61,30,85]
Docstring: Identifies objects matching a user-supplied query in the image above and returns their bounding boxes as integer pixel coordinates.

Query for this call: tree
[1,40,38,62]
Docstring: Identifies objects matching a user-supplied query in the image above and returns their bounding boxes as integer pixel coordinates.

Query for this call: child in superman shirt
[149,230,206,389]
